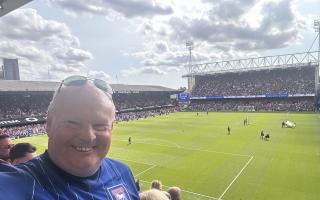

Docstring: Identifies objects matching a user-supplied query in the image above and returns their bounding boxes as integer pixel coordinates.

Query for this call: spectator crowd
[0,92,176,120]
[116,107,179,122]
[189,66,317,112]
[191,67,315,97]
[0,107,179,140]
[0,124,46,139]
[0,93,52,120]
[113,92,175,110]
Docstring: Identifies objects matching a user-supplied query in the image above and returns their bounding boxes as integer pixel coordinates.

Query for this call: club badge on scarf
[108,184,131,200]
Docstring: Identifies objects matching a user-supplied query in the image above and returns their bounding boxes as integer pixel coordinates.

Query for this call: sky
[0,0,319,89]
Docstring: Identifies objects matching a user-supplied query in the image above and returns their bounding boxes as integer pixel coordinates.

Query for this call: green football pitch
[15,112,320,200]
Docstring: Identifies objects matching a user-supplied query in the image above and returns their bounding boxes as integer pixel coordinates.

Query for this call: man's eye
[93,125,107,131]
[66,121,81,129]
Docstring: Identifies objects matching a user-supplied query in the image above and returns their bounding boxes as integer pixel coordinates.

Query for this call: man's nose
[79,125,96,141]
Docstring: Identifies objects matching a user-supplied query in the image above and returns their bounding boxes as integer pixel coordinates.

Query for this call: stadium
[1,1,320,200]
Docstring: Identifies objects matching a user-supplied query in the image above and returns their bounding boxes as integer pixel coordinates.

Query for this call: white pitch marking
[135,165,157,177]
[218,156,254,200]
[113,157,154,166]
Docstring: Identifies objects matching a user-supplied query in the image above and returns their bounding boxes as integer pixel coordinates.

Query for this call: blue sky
[0,0,319,89]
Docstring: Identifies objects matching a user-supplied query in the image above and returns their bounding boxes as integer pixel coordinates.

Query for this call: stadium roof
[0,0,32,17]
[183,51,319,77]
[112,84,176,92]
[0,80,177,92]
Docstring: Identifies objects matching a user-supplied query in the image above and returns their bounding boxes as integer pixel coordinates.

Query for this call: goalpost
[237,105,255,112]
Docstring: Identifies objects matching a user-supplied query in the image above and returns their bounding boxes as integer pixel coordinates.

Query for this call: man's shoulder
[15,156,43,173]
[0,159,10,165]
[0,162,21,173]
[103,158,130,170]
[0,160,39,175]
[102,157,135,178]
[0,156,44,185]
[0,162,35,196]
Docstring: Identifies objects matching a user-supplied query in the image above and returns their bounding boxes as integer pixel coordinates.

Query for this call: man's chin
[73,160,100,174]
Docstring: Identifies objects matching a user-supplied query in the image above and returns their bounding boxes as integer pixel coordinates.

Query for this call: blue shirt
[0,152,139,200]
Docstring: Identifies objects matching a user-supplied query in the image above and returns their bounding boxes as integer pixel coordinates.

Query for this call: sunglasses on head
[58,75,113,97]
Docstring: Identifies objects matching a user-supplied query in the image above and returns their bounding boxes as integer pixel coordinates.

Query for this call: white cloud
[141,66,167,75]
[0,9,93,80]
[54,47,93,64]
[50,64,80,73]
[1,0,315,89]
[0,9,78,46]
[167,67,180,72]
[88,70,111,81]
[122,66,167,76]
[153,40,169,53]
[0,41,51,62]
[133,0,307,69]
[301,0,320,2]
[51,0,173,18]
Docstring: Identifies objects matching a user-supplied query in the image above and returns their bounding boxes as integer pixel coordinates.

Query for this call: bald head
[48,82,115,119]
[46,81,116,177]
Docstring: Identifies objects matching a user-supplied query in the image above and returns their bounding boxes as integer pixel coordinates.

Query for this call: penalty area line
[135,165,157,177]
[218,156,254,200]
[113,157,155,166]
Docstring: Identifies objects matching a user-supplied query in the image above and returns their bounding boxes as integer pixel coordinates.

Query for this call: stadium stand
[0,80,180,138]
[189,66,317,112]
[0,80,178,119]
[0,93,52,119]
[191,66,314,96]
[116,107,179,122]
[113,92,175,110]
[0,124,46,139]
[0,106,180,139]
